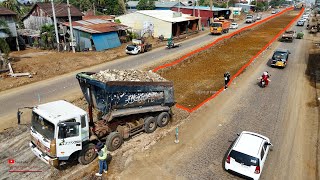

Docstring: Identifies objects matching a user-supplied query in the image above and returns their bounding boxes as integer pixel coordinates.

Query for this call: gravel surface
[91,69,167,82]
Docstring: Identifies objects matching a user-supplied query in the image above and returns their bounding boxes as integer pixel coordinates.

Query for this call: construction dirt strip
[155,8,303,110]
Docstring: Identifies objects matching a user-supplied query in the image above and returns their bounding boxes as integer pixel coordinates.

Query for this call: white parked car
[230,23,239,29]
[300,18,306,22]
[225,131,273,180]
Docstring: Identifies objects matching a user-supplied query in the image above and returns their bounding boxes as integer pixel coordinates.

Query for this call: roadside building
[22,2,83,30]
[171,6,231,27]
[126,1,185,12]
[0,7,21,51]
[117,10,199,38]
[235,3,256,12]
[63,19,128,51]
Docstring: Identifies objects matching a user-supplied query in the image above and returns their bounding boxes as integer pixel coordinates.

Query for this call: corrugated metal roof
[178,6,230,11]
[63,19,128,34]
[127,1,185,8]
[137,10,199,23]
[0,7,17,16]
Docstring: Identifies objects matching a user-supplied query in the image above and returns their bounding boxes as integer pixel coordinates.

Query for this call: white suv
[225,131,272,180]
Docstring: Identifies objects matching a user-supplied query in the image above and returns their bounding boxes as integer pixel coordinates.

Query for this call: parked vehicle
[225,131,273,180]
[210,18,231,34]
[270,49,290,68]
[280,30,295,42]
[230,23,239,29]
[19,70,175,168]
[296,19,305,26]
[126,39,152,55]
[271,10,276,14]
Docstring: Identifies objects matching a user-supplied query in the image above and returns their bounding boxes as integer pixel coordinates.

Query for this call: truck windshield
[211,23,222,27]
[31,112,55,140]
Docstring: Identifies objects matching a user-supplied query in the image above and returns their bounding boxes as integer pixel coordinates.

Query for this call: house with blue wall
[63,18,128,51]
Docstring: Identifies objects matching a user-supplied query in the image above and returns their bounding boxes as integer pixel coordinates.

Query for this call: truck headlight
[48,139,56,157]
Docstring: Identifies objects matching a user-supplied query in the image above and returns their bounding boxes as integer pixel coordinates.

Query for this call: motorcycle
[166,39,181,49]
[257,73,271,88]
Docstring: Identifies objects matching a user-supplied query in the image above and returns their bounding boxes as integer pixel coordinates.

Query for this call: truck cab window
[81,115,86,128]
[58,119,79,139]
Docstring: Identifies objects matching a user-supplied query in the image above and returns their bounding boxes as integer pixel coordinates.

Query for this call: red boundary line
[155,7,304,113]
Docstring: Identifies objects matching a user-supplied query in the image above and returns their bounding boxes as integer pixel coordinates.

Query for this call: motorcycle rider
[261,71,270,86]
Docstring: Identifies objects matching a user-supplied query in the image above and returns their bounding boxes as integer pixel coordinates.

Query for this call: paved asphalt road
[116,19,318,180]
[0,11,280,121]
[0,12,278,120]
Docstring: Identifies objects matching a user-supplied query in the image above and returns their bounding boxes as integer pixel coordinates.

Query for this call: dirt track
[159,11,298,108]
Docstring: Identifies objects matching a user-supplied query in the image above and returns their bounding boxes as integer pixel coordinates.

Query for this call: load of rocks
[91,69,168,82]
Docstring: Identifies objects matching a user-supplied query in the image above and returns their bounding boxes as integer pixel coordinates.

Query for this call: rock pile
[91,69,168,82]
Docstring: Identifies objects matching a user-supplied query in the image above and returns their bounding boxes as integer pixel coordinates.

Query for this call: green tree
[137,0,155,10]
[0,20,11,66]
[40,24,55,49]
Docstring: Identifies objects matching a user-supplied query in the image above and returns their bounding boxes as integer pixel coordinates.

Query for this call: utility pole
[67,0,75,53]
[210,0,213,11]
[193,0,195,16]
[197,0,201,30]
[178,0,180,12]
[51,0,60,51]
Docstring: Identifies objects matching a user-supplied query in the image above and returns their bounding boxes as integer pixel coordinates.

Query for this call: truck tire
[144,116,157,133]
[106,132,123,151]
[78,143,97,165]
[157,112,170,127]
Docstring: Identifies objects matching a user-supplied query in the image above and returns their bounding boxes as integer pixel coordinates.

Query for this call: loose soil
[158,11,299,108]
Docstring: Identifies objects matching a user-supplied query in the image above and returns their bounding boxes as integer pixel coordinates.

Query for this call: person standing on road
[95,142,108,177]
[224,72,231,89]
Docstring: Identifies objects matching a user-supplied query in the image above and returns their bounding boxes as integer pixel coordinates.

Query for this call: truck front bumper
[29,142,59,167]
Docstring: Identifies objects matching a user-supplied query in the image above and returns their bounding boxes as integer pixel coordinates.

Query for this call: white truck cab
[28,100,90,167]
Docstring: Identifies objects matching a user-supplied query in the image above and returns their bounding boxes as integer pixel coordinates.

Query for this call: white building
[117,10,199,39]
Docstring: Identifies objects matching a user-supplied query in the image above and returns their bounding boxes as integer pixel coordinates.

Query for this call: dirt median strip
[155,8,303,110]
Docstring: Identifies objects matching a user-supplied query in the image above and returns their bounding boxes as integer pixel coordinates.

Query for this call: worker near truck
[95,142,109,177]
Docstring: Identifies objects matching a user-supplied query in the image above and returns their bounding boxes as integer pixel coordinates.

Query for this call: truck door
[56,119,82,160]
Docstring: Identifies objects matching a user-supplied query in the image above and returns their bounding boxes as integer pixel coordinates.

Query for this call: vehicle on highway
[19,70,175,168]
[270,49,290,68]
[225,131,273,180]
[210,17,231,34]
[280,30,295,42]
[296,19,305,26]
[230,23,239,29]
[126,39,152,55]
[246,14,256,23]
[257,13,262,20]
[299,18,307,22]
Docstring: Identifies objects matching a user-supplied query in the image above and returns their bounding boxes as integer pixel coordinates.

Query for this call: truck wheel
[78,143,97,165]
[144,116,157,133]
[157,112,170,127]
[106,132,123,151]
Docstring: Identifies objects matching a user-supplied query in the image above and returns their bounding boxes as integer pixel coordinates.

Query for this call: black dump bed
[76,71,175,117]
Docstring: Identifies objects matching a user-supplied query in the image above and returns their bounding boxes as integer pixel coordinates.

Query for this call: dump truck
[210,18,231,35]
[280,30,295,42]
[19,70,175,168]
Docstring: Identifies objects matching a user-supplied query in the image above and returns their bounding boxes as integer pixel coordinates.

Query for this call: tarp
[92,32,121,51]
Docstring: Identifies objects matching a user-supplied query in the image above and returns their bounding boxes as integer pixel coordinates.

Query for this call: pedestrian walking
[224,72,231,89]
[95,142,108,177]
